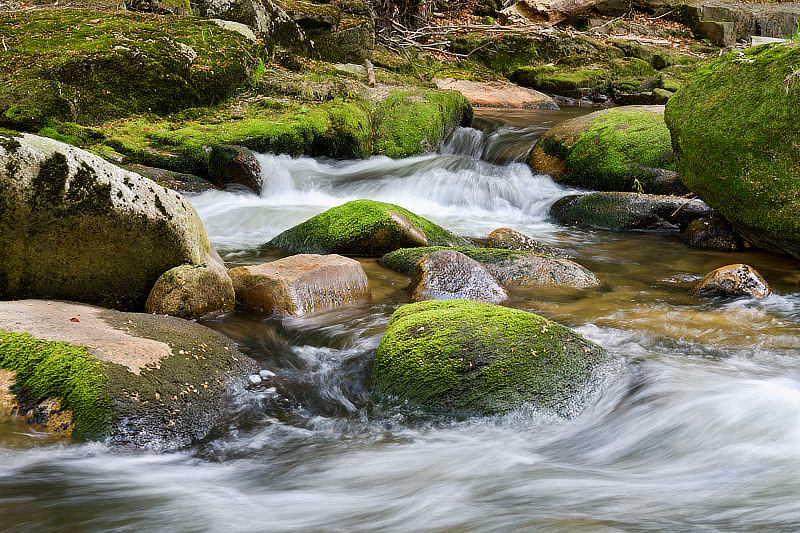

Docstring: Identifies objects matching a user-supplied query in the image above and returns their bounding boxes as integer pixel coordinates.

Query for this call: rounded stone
[690,264,770,299]
[486,227,571,258]
[409,250,508,304]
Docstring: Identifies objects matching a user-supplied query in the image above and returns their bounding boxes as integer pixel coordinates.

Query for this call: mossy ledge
[372,300,611,415]
[0,331,111,439]
[268,199,470,256]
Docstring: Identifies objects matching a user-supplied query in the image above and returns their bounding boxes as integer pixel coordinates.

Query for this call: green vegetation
[372,300,610,415]
[665,42,800,259]
[373,89,472,159]
[269,199,469,255]
[380,247,528,276]
[0,331,111,439]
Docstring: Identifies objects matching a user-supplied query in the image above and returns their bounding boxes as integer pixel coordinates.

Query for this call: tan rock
[229,254,371,317]
[690,264,770,299]
[486,228,571,258]
[146,251,235,320]
[431,78,558,109]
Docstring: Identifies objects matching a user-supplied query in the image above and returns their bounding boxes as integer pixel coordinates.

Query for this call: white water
[3,110,800,532]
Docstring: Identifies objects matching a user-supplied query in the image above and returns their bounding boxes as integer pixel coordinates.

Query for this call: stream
[3,108,800,532]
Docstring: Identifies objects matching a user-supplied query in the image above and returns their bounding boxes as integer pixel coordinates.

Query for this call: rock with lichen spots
[486,227,572,258]
[690,264,770,299]
[409,250,508,303]
[0,132,216,310]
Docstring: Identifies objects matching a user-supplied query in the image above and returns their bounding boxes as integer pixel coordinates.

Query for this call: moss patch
[380,246,529,276]
[665,42,800,258]
[372,300,610,415]
[0,331,111,439]
[269,199,469,255]
[0,10,261,130]
[372,89,472,159]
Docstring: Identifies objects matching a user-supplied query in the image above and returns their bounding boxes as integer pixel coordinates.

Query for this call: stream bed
[3,109,800,532]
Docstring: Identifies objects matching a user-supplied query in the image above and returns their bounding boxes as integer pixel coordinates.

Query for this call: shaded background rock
[683,217,741,252]
[486,227,572,258]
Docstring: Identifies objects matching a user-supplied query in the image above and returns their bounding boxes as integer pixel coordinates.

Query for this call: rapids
[2,108,800,532]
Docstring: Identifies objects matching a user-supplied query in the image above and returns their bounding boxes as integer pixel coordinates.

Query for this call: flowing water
[3,108,800,532]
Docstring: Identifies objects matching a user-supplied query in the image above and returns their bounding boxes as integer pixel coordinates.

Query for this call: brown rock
[486,228,572,258]
[410,250,508,304]
[208,145,263,194]
[431,78,558,109]
[690,264,770,299]
[145,251,235,319]
[683,217,741,252]
[228,254,371,316]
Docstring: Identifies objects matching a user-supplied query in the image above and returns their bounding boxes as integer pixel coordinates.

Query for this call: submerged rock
[690,264,770,299]
[550,192,712,231]
[0,299,257,449]
[683,217,741,252]
[431,78,558,109]
[665,43,800,260]
[486,227,571,258]
[0,132,217,310]
[268,200,469,256]
[409,250,508,304]
[145,253,235,320]
[529,105,686,196]
[372,300,611,415]
[208,145,263,194]
[380,247,599,288]
[228,254,371,317]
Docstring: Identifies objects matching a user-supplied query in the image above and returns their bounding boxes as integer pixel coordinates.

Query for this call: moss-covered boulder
[268,200,469,256]
[409,250,508,303]
[0,299,257,448]
[372,300,611,415]
[280,0,374,62]
[530,106,686,195]
[0,132,216,310]
[372,89,473,159]
[126,164,215,192]
[0,10,259,129]
[550,192,712,231]
[379,247,599,288]
[665,43,800,259]
[145,255,235,320]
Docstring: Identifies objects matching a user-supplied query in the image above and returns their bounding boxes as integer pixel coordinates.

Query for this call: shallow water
[3,109,800,532]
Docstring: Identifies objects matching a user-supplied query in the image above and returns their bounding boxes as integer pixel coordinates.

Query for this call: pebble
[248,374,262,385]
[265,387,277,394]
[259,369,276,379]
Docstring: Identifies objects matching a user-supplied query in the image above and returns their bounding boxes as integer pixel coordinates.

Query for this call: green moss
[37,121,105,147]
[372,89,472,158]
[0,331,111,439]
[665,43,800,258]
[372,300,609,415]
[0,10,260,129]
[269,199,469,255]
[536,106,676,193]
[511,57,655,95]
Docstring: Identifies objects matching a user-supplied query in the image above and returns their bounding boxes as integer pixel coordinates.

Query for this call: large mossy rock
[665,43,800,259]
[0,132,215,310]
[0,10,259,129]
[379,247,599,288]
[268,200,469,256]
[372,300,611,415]
[550,192,712,231]
[373,89,473,159]
[0,299,257,449]
[530,106,686,195]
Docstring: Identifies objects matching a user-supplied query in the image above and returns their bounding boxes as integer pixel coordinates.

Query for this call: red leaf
[70,317,80,323]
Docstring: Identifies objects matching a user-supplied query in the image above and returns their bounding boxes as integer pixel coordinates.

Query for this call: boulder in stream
[683,217,741,252]
[208,145,263,194]
[529,105,687,196]
[380,247,599,288]
[486,227,572,258]
[372,300,612,415]
[690,264,770,299]
[0,132,219,310]
[431,78,558,109]
[665,43,800,260]
[228,254,371,317]
[550,192,712,231]
[409,250,508,304]
[0,299,257,449]
[268,200,469,256]
[145,253,236,320]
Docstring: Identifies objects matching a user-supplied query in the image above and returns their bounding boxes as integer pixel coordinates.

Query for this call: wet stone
[690,264,770,299]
